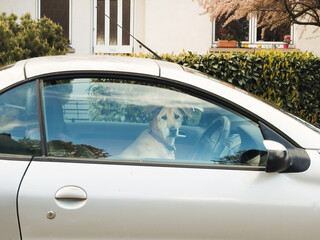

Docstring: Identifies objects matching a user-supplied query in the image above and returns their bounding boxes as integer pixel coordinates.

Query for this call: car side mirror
[263,140,292,172]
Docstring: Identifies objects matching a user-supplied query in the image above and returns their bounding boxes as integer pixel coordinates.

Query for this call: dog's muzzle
[169,127,178,137]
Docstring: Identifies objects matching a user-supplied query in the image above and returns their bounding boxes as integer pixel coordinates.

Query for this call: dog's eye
[174,114,180,119]
[161,115,167,120]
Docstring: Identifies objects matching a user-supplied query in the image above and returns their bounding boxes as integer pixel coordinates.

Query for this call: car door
[18,75,320,240]
[0,81,42,239]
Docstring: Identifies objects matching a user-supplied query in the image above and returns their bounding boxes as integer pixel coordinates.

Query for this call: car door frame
[17,72,318,240]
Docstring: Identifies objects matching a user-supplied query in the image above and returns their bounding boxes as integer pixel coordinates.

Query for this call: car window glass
[42,78,267,167]
[0,81,41,155]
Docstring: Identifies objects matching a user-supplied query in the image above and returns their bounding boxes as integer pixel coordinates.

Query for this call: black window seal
[0,71,300,170]
[32,156,265,171]
[0,80,43,157]
[36,79,48,156]
[38,72,300,146]
[33,71,300,159]
[0,153,33,161]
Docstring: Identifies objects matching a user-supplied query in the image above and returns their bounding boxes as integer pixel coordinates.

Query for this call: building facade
[1,0,320,56]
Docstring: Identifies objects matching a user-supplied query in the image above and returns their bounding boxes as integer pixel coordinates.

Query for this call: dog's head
[149,107,184,146]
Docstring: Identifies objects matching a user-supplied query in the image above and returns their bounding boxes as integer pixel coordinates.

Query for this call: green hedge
[136,50,319,127]
[0,12,67,67]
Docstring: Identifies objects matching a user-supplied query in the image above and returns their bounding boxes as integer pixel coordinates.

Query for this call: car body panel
[0,158,30,240]
[24,55,160,79]
[19,150,320,240]
[0,56,319,240]
[0,60,27,91]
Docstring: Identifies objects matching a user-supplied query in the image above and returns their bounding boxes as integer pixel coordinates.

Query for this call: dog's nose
[169,127,177,137]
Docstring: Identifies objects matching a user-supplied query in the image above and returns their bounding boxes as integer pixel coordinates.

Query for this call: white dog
[119,107,185,160]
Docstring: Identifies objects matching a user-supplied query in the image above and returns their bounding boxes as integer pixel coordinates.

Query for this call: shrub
[130,50,320,127]
[0,12,67,66]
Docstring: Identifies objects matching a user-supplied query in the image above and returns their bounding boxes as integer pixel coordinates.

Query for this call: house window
[214,15,250,42]
[256,24,291,42]
[212,17,293,47]
[39,0,71,42]
[94,0,133,54]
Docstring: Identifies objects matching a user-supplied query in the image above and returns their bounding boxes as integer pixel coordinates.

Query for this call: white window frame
[36,0,73,44]
[93,0,134,54]
[252,17,294,46]
[212,16,294,47]
[212,18,253,46]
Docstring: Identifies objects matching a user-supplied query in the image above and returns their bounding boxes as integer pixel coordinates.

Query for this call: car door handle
[55,186,87,201]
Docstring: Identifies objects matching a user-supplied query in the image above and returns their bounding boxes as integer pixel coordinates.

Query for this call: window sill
[209,47,299,53]
[67,46,76,54]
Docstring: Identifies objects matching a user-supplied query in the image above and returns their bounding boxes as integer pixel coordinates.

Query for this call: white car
[1,55,320,240]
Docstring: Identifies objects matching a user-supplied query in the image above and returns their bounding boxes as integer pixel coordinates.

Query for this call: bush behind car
[0,12,67,66]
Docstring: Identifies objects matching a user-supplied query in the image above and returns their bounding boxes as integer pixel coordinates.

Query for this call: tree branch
[284,0,320,26]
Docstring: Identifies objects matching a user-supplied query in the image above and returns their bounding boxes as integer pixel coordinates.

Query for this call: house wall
[71,0,93,55]
[0,0,93,55]
[133,0,146,54]
[294,24,320,56]
[2,0,319,56]
[141,0,212,55]
[1,0,37,18]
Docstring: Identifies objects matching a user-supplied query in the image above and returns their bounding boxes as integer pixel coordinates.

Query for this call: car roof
[0,59,28,91]
[24,55,162,78]
[0,55,162,91]
[0,55,319,149]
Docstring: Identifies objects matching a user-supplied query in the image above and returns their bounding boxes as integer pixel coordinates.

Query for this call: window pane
[42,78,267,167]
[215,16,249,41]
[122,0,130,45]
[257,24,291,42]
[109,0,118,45]
[97,0,105,45]
[0,82,41,155]
[41,0,69,40]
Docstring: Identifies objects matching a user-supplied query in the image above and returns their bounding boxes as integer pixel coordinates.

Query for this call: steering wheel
[192,116,231,161]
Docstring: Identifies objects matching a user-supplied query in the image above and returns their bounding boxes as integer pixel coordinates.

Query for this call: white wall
[0,0,37,18]
[139,0,212,55]
[70,0,93,55]
[71,0,213,55]
[294,24,320,56]
[4,0,319,57]
[0,0,92,55]
[133,0,147,54]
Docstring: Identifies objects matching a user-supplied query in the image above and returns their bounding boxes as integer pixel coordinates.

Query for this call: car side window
[0,81,41,156]
[42,78,267,167]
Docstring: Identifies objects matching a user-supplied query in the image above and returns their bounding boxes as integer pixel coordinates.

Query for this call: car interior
[44,92,267,166]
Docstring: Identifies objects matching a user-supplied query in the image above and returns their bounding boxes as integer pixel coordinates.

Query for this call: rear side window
[0,81,41,155]
[42,77,267,167]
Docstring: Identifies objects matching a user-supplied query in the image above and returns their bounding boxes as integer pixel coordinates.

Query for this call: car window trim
[36,79,47,156]
[7,71,302,149]
[32,156,265,171]
[0,80,43,156]
[34,72,300,166]
[0,154,34,161]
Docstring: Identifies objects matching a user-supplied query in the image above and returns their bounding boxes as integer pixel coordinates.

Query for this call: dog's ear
[152,107,163,116]
[145,106,163,116]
